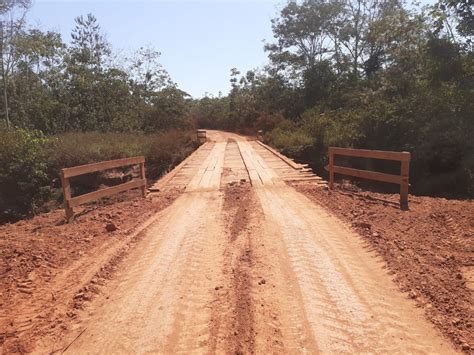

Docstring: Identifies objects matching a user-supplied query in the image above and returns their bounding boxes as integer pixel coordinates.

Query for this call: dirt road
[32,131,454,353]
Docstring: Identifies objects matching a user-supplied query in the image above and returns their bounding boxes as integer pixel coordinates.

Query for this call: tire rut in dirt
[209,183,257,354]
[256,186,454,353]
[33,192,226,354]
[210,181,332,353]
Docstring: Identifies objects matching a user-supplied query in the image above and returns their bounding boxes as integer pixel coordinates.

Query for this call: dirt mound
[0,189,181,352]
[293,182,473,352]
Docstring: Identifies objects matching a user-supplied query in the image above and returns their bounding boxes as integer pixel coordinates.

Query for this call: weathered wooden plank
[150,142,210,191]
[69,179,146,207]
[329,147,411,162]
[60,171,74,222]
[139,163,147,197]
[62,156,145,178]
[332,165,402,185]
[400,160,409,209]
[329,151,334,189]
[255,140,305,170]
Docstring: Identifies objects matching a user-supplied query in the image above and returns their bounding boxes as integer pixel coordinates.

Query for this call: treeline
[0,1,196,221]
[191,0,473,197]
[0,0,472,221]
[1,4,191,133]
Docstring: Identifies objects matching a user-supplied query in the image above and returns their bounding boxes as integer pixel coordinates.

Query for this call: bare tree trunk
[0,20,10,130]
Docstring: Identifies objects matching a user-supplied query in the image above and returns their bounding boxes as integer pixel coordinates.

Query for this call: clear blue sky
[27,0,282,98]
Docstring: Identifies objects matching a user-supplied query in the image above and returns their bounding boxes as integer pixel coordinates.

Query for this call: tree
[433,0,473,50]
[127,46,172,103]
[0,0,31,129]
[66,14,112,130]
[265,0,340,74]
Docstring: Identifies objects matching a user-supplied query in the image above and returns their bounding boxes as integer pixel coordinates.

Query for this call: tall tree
[0,0,30,129]
[127,46,171,103]
[66,14,111,130]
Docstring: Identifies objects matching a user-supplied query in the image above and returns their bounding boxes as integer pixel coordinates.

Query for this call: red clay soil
[292,181,474,352]
[0,189,181,353]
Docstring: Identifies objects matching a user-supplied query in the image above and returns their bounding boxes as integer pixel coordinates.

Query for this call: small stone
[372,232,380,238]
[461,343,470,351]
[259,279,266,285]
[105,222,117,232]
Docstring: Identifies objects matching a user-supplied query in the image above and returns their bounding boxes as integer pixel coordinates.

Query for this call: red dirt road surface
[1,130,472,353]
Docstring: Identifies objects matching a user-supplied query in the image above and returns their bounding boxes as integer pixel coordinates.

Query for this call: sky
[27,0,283,98]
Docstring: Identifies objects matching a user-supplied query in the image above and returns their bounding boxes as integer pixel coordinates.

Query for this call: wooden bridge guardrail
[60,156,147,222]
[197,129,207,143]
[326,147,411,209]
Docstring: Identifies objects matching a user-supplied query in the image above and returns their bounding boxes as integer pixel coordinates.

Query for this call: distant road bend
[37,130,453,353]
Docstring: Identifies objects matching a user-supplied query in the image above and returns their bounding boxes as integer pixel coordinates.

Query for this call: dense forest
[193,0,473,198]
[0,0,473,221]
[0,1,196,221]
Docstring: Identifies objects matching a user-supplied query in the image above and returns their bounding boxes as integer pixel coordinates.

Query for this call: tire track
[256,185,454,354]
[34,191,226,354]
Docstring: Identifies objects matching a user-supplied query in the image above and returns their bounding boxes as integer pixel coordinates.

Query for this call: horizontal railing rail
[60,156,147,222]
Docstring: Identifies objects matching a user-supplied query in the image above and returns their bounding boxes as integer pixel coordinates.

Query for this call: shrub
[0,129,198,223]
[0,129,52,222]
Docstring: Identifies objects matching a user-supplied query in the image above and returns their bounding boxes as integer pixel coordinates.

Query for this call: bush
[0,129,198,223]
[268,120,314,158]
[0,130,52,222]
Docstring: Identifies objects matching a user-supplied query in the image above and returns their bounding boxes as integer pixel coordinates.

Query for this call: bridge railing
[60,156,147,222]
[326,147,411,209]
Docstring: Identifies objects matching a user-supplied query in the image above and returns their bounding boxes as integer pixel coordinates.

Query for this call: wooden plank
[400,160,409,209]
[329,151,334,189]
[332,166,402,185]
[150,142,210,191]
[255,140,304,170]
[62,156,145,178]
[60,172,74,221]
[69,179,146,207]
[139,163,147,197]
[329,147,410,162]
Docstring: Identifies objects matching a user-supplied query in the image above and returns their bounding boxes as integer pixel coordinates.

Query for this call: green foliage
[203,0,473,197]
[0,129,51,222]
[1,13,190,134]
[269,124,315,158]
[0,129,198,222]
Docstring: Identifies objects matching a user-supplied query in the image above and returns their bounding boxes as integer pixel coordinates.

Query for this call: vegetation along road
[9,131,452,354]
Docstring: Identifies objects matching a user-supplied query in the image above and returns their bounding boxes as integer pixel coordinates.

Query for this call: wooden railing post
[400,153,410,210]
[329,148,334,189]
[197,129,207,143]
[60,171,74,222]
[140,162,147,198]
